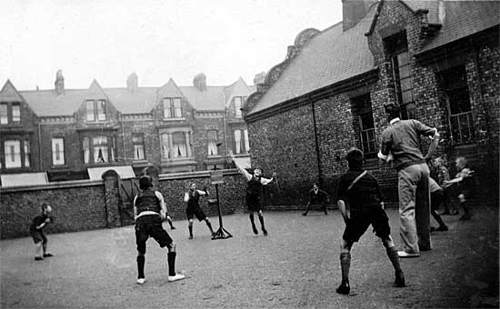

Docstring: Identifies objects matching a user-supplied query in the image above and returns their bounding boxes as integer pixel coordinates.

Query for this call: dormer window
[233,97,246,118]
[0,102,21,124]
[163,98,182,119]
[86,100,106,122]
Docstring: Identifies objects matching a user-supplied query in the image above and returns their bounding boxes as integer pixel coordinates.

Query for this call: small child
[302,183,329,216]
[133,175,185,284]
[30,203,54,261]
[432,157,457,215]
[184,183,215,239]
[443,157,474,220]
[336,148,405,295]
[429,177,449,232]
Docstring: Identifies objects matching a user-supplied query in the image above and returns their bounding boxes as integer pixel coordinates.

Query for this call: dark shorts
[31,230,47,244]
[186,206,207,221]
[246,195,262,212]
[343,207,391,243]
[135,215,173,254]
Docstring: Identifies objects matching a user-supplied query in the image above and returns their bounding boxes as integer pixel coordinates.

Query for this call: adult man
[378,104,439,258]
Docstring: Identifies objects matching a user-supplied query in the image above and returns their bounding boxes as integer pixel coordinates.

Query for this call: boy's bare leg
[382,236,405,287]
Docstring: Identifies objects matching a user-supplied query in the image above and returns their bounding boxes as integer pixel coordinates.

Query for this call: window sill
[162,117,186,121]
[50,165,69,169]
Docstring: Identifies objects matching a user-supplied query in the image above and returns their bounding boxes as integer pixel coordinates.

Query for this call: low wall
[0,180,107,239]
[0,170,247,239]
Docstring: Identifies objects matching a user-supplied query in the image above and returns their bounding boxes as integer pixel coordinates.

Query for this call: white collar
[390,117,401,125]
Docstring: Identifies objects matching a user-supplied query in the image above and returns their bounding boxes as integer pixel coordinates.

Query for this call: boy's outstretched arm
[229,151,252,181]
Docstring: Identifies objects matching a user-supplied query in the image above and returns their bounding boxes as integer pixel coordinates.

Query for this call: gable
[0,80,24,102]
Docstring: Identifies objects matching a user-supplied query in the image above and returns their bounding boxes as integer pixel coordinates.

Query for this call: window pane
[86,101,95,121]
[12,104,20,122]
[174,98,182,118]
[234,97,242,118]
[52,138,65,165]
[234,130,241,154]
[163,98,172,118]
[172,132,187,158]
[398,65,410,79]
[93,136,108,163]
[397,52,409,66]
[134,145,145,160]
[4,140,21,168]
[400,77,412,91]
[161,134,170,159]
[97,100,106,121]
[402,90,413,104]
[24,140,30,167]
[133,134,145,160]
[83,137,90,163]
[244,129,249,152]
[0,104,7,124]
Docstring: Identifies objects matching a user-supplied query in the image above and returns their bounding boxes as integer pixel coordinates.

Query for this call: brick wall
[245,1,499,208]
[0,181,107,239]
[248,104,319,205]
[0,170,247,239]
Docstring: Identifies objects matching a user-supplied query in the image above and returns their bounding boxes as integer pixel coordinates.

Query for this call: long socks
[249,214,258,234]
[386,247,405,287]
[336,252,351,295]
[188,224,193,239]
[167,252,176,276]
[258,214,267,235]
[206,220,214,234]
[137,255,145,279]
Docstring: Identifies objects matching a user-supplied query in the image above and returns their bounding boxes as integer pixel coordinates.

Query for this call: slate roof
[419,0,500,53]
[249,0,499,116]
[9,78,254,117]
[249,5,377,115]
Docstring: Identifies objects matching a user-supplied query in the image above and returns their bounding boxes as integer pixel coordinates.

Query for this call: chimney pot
[193,73,207,91]
[54,69,64,95]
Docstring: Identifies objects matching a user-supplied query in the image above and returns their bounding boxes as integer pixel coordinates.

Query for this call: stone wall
[0,169,247,239]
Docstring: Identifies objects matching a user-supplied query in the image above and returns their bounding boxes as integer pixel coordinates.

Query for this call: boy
[431,157,457,215]
[230,152,276,236]
[443,157,474,220]
[302,183,329,216]
[184,183,215,239]
[133,175,185,284]
[30,203,54,261]
[336,148,405,295]
[429,177,448,232]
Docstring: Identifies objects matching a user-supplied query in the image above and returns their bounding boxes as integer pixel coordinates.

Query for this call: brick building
[0,71,254,181]
[245,0,499,206]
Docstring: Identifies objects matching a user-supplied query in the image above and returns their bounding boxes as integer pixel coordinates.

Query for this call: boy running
[30,203,54,261]
[336,148,405,295]
[133,175,185,284]
[184,183,216,239]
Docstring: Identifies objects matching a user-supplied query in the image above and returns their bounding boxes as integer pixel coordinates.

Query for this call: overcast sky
[1,0,342,90]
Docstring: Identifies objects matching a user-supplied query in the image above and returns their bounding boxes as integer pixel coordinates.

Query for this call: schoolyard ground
[1,206,498,308]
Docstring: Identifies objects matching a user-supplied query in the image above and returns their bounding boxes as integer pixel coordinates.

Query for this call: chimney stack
[342,0,374,32]
[55,70,64,95]
[193,73,207,91]
[127,72,138,92]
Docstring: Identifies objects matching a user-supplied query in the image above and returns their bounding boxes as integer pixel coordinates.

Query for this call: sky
[0,0,342,90]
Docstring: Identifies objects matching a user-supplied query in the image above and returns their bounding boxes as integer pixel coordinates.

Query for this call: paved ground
[1,206,498,308]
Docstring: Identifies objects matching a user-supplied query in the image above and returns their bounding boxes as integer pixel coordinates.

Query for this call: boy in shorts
[184,183,215,239]
[336,148,405,295]
[134,175,185,284]
[30,203,54,261]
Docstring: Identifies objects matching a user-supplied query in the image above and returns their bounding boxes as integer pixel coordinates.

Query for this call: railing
[450,111,474,145]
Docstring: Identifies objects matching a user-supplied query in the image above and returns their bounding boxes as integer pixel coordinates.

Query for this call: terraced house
[0,71,254,182]
[245,0,499,206]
